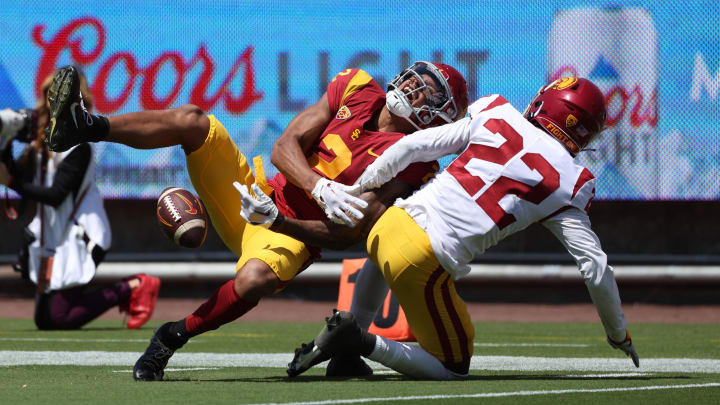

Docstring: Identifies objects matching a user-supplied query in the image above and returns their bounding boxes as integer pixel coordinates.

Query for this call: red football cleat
[125,274,161,329]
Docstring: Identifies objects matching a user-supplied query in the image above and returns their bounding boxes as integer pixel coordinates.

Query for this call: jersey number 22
[447,118,560,229]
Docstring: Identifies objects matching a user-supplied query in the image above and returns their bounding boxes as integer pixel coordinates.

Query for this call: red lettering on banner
[604,85,657,129]
[93,52,139,112]
[551,68,657,130]
[32,18,105,99]
[32,17,262,114]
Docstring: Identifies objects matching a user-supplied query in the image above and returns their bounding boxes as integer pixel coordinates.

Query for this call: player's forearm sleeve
[11,144,90,207]
[357,117,471,188]
[542,208,627,341]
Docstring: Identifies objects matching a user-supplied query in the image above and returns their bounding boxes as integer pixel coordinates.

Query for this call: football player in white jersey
[237,77,639,380]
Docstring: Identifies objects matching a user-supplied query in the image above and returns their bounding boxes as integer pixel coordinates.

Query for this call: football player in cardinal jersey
[240,77,639,380]
[42,62,469,380]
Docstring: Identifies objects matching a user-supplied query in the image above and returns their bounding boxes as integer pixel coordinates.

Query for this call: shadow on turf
[161,374,693,383]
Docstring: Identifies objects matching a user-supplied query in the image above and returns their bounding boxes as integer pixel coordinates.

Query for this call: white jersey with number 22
[356,94,627,340]
[385,95,595,278]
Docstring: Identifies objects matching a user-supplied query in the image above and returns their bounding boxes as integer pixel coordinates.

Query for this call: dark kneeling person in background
[0,68,160,330]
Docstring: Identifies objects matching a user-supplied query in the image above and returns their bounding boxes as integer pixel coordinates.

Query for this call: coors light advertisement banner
[0,1,719,200]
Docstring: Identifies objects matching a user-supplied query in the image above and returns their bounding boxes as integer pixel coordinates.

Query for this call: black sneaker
[45,66,102,152]
[133,323,185,381]
[326,354,373,377]
[287,310,365,377]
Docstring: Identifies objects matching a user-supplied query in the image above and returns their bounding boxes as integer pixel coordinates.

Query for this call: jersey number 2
[309,134,352,179]
[446,118,560,229]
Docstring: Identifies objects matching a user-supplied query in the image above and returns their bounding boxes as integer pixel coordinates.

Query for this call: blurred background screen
[0,1,718,201]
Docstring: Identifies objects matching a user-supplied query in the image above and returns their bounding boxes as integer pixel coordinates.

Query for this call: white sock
[367,335,457,380]
[350,259,389,331]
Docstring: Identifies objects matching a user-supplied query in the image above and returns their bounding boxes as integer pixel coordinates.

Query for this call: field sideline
[1,318,719,404]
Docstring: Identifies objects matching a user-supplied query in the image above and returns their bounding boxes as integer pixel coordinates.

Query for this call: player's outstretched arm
[237,179,413,250]
[542,207,639,367]
[355,117,471,193]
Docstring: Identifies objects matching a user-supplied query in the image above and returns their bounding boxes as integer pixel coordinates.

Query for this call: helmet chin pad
[385,89,414,119]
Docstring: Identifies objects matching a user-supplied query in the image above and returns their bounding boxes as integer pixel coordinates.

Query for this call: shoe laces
[142,336,175,370]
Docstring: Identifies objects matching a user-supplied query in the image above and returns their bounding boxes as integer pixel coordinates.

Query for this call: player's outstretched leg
[45,66,109,152]
[287,310,376,377]
[133,322,188,381]
[325,259,387,377]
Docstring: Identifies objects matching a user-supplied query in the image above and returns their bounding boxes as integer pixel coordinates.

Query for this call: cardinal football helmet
[386,61,468,130]
[523,77,607,156]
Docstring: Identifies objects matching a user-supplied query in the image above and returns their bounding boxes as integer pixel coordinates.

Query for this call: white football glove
[233,182,279,229]
[354,163,394,193]
[311,177,368,226]
[607,332,640,368]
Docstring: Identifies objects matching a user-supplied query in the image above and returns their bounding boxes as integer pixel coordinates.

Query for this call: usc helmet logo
[566,114,579,127]
[550,76,578,90]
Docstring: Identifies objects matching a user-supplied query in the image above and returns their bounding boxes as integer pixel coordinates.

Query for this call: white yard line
[475,343,590,347]
[0,337,150,343]
[559,372,650,378]
[245,383,720,405]
[2,351,720,374]
[0,337,202,343]
[112,367,220,373]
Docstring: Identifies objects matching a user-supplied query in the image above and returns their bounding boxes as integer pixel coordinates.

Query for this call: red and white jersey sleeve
[541,208,627,341]
[396,95,599,278]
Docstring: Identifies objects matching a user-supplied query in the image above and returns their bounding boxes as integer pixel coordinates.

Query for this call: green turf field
[1,318,719,404]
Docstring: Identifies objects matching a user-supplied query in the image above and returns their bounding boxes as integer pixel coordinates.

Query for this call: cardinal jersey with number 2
[395,95,596,278]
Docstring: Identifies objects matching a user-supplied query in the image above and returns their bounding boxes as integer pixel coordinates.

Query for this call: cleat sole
[286,340,330,377]
[46,67,77,151]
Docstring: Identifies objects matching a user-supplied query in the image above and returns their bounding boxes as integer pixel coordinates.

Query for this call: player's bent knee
[174,104,210,152]
[233,260,281,301]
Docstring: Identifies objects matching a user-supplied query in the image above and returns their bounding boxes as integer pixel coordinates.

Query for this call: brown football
[156,187,208,248]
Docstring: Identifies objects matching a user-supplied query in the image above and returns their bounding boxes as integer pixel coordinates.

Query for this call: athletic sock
[367,336,455,380]
[183,280,258,337]
[85,114,110,142]
[359,330,377,357]
[349,260,389,331]
[159,320,189,350]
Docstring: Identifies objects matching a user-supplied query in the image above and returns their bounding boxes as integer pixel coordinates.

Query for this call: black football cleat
[326,354,373,377]
[45,66,104,152]
[133,323,179,381]
[287,310,365,378]
[286,339,331,378]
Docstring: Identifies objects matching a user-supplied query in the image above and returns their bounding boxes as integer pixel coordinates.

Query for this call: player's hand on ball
[311,178,367,226]
[607,331,640,368]
[234,182,279,229]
